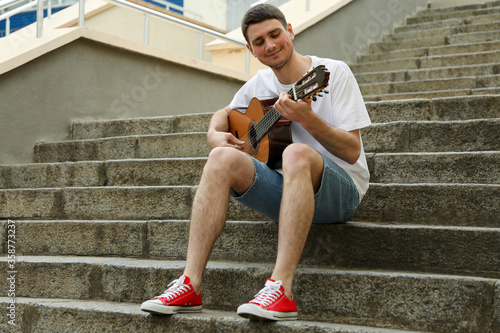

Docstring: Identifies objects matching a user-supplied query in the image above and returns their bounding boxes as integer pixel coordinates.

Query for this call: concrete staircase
[1,1,499,332]
[354,1,500,101]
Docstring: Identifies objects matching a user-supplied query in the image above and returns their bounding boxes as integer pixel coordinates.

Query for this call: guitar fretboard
[250,86,295,146]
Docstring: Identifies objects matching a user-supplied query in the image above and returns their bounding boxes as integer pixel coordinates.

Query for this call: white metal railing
[148,0,201,21]
[106,0,250,73]
[0,0,75,36]
[1,0,254,73]
[0,0,39,36]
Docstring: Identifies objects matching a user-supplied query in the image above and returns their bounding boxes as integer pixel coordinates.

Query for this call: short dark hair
[241,4,287,44]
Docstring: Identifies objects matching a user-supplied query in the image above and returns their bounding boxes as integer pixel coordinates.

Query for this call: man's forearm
[208,106,232,133]
[300,113,361,165]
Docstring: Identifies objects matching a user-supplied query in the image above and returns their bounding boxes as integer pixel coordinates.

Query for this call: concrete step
[386,20,500,41]
[355,183,499,227]
[0,257,498,332]
[34,133,211,162]
[33,119,500,162]
[358,40,500,63]
[396,13,500,33]
[369,30,500,54]
[355,63,499,85]
[351,50,500,73]
[363,119,499,153]
[360,74,500,96]
[0,186,263,222]
[1,150,498,189]
[71,113,213,140]
[4,220,500,278]
[63,96,500,141]
[0,158,205,189]
[367,152,499,184]
[0,297,435,333]
[0,184,497,226]
[408,5,500,25]
[363,88,500,101]
[68,95,500,139]
[365,95,500,123]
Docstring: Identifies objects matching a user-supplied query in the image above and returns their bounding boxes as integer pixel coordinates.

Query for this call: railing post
[36,0,44,38]
[143,13,149,45]
[306,0,310,11]
[6,17,10,36]
[48,0,52,18]
[78,0,85,27]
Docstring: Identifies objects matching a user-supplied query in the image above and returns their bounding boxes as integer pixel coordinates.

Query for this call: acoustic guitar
[228,65,330,169]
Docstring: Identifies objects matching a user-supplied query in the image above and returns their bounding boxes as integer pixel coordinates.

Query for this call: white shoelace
[157,276,191,301]
[251,280,283,307]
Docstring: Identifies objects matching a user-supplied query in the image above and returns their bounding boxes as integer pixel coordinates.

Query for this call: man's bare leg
[183,147,255,294]
[270,143,324,297]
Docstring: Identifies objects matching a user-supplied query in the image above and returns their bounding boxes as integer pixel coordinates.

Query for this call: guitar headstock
[290,65,330,101]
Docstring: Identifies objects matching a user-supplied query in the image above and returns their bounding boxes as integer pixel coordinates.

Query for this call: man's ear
[246,44,256,57]
[287,23,295,40]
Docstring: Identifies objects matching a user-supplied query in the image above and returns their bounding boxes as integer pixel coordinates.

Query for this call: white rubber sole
[140,301,202,315]
[237,303,298,321]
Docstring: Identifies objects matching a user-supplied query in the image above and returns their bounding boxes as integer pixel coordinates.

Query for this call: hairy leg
[183,147,255,293]
[271,144,324,297]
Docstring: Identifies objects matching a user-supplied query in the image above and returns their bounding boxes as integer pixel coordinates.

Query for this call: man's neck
[272,52,311,85]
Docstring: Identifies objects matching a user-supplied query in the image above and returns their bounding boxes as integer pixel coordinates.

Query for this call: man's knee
[205,147,239,173]
[204,148,255,188]
[282,144,320,170]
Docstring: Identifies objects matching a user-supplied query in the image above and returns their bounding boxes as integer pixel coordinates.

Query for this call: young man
[141,4,371,321]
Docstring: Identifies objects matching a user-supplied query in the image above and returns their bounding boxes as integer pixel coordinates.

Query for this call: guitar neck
[253,85,298,143]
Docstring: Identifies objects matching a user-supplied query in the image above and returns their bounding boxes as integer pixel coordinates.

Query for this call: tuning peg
[312,96,317,101]
[324,90,329,94]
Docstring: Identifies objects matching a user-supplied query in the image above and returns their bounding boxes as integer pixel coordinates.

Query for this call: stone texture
[13,220,147,257]
[7,220,500,279]
[71,113,212,140]
[0,161,105,189]
[61,186,194,220]
[105,158,206,186]
[0,188,61,220]
[0,298,423,333]
[0,259,496,332]
[136,133,211,158]
[429,94,500,120]
[369,152,500,184]
[363,119,500,153]
[494,281,500,333]
[356,183,500,226]
[34,136,138,163]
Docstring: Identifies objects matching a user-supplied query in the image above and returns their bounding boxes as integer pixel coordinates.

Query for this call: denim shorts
[230,154,359,224]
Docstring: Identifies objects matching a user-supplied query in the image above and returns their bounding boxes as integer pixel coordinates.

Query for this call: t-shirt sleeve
[327,61,371,132]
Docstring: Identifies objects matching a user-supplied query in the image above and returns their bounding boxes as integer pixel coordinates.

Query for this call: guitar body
[229,97,292,169]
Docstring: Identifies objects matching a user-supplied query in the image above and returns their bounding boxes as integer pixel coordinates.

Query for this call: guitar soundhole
[249,126,258,149]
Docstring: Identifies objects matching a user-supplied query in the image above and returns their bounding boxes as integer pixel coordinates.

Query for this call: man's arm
[273,93,361,164]
[207,106,245,150]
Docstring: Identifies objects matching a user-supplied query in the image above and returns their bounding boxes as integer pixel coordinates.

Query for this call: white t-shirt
[229,56,372,201]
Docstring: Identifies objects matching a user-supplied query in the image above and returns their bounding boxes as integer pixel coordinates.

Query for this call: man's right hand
[207,129,245,150]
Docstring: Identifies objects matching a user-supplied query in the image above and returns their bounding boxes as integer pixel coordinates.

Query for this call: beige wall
[0,38,244,164]
[292,0,430,63]
[83,6,216,62]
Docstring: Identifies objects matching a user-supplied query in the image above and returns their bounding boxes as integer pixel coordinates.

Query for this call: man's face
[246,19,295,70]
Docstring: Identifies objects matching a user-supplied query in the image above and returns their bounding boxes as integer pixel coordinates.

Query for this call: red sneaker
[141,275,202,314]
[237,279,298,321]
